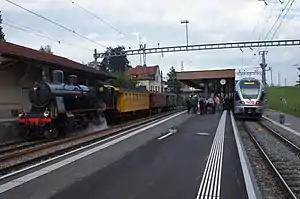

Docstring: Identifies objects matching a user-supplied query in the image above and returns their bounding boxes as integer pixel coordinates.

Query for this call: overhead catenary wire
[3,21,93,52]
[70,1,124,36]
[69,1,141,65]
[3,0,107,48]
[3,22,61,43]
[242,2,277,69]
[269,0,296,40]
[248,0,293,67]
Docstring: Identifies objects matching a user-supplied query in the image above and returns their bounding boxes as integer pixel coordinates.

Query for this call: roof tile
[127,65,159,80]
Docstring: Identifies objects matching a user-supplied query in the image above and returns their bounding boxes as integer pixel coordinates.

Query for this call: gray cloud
[1,0,300,86]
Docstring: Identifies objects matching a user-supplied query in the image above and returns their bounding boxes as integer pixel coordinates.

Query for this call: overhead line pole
[259,50,269,88]
[181,20,189,49]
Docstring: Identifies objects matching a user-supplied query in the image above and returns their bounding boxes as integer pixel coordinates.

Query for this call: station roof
[176,69,235,80]
[0,41,116,80]
[176,69,235,88]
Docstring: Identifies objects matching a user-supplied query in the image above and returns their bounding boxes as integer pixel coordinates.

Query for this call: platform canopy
[176,69,235,89]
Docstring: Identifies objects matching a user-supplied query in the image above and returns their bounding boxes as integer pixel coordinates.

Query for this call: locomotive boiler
[18,70,112,138]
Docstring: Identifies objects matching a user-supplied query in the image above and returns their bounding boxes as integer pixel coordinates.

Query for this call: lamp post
[181,20,189,47]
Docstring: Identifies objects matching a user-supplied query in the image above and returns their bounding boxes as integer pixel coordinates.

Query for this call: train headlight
[43,110,50,117]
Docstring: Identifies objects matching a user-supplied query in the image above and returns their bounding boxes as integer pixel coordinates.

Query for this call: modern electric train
[233,77,266,119]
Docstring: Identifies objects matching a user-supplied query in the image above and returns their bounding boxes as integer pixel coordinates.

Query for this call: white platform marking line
[200,142,218,198]
[263,115,300,137]
[202,139,219,198]
[0,111,186,194]
[196,123,220,199]
[206,138,221,198]
[231,111,257,199]
[216,125,225,198]
[196,137,217,198]
[212,136,222,198]
[195,133,210,136]
[157,132,173,140]
[208,123,224,199]
[196,111,227,199]
[210,111,226,199]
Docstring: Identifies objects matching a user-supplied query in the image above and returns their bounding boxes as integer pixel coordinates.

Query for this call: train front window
[240,88,259,99]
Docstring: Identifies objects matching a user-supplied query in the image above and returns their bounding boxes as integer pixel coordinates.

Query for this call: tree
[166,66,182,94]
[100,46,131,73]
[111,72,138,89]
[39,45,53,54]
[0,11,5,41]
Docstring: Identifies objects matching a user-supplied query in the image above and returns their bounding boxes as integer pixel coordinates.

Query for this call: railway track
[0,108,185,176]
[0,139,48,156]
[242,120,300,199]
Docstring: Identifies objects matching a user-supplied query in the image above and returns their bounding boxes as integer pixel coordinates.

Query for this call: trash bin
[279,113,285,124]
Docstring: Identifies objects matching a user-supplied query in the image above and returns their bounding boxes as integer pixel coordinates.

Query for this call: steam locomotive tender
[18,70,112,139]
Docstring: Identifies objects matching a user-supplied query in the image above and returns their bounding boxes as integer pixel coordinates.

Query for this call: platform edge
[230,111,261,199]
[262,115,300,137]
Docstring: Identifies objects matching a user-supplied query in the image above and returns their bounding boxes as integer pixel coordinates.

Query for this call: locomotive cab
[99,85,115,109]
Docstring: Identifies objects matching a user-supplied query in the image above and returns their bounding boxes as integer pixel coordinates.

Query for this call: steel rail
[259,121,300,152]
[241,121,298,199]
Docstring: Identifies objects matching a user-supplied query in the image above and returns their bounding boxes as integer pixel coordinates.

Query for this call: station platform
[0,111,255,199]
[264,109,300,136]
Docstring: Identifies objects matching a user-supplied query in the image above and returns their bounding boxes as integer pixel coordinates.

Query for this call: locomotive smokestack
[52,70,64,83]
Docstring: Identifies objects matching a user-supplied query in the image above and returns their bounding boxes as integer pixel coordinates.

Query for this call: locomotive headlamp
[18,111,25,117]
[43,110,50,117]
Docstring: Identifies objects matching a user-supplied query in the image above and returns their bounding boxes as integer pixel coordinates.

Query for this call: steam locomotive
[19,69,183,139]
[18,70,113,139]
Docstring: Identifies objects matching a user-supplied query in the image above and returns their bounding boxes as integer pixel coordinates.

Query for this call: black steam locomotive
[18,70,114,139]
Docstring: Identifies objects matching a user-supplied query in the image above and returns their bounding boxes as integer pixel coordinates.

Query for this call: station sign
[236,71,262,75]
[220,79,226,85]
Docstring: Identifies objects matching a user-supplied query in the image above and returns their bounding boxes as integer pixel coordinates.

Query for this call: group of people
[185,93,233,115]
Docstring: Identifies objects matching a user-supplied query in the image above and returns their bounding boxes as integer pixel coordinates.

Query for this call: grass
[267,86,300,117]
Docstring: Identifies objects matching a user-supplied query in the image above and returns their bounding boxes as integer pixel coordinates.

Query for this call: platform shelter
[176,69,235,98]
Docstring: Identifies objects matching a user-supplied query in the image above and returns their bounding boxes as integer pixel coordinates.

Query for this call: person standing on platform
[207,94,215,114]
[214,94,220,113]
[191,95,198,114]
[186,97,191,113]
[198,96,205,115]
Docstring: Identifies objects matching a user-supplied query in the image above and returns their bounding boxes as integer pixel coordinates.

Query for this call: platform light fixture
[180,20,189,47]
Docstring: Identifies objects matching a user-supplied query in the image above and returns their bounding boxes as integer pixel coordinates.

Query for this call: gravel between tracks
[245,121,300,198]
[262,118,300,148]
[236,120,287,199]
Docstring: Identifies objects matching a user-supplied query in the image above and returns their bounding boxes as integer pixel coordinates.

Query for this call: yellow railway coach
[114,87,150,113]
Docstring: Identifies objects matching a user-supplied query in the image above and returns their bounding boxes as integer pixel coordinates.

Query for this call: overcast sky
[1,0,300,85]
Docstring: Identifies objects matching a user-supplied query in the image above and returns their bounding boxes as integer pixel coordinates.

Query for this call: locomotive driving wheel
[44,128,59,140]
